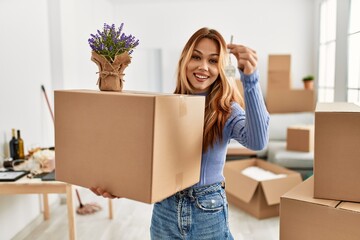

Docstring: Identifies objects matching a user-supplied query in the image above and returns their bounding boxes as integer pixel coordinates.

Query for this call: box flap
[255,159,303,205]
[337,202,360,213]
[224,159,260,203]
[255,158,300,175]
[281,177,339,208]
[261,173,302,205]
[316,102,360,113]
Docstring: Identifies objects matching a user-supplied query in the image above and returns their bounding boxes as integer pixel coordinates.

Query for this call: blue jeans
[150,182,234,240]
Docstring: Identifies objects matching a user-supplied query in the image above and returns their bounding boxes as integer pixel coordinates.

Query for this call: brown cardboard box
[286,125,314,152]
[268,55,291,72]
[266,89,315,113]
[267,71,291,90]
[224,158,302,219]
[280,177,360,240]
[55,90,205,204]
[314,102,360,202]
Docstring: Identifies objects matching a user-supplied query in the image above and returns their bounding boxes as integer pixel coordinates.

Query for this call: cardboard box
[55,90,205,204]
[280,177,360,240]
[286,125,314,152]
[268,55,291,72]
[224,158,302,219]
[314,102,360,202]
[267,71,291,90]
[266,89,315,113]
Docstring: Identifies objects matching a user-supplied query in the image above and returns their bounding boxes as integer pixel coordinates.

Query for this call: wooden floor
[14,188,279,240]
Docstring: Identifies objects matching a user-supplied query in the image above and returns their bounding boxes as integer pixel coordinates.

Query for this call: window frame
[316,0,354,103]
[347,0,360,102]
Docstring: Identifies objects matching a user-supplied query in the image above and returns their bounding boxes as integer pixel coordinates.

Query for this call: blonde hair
[175,27,244,152]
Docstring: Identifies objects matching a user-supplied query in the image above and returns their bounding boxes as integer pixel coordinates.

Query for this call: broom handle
[41,85,55,125]
[75,189,84,207]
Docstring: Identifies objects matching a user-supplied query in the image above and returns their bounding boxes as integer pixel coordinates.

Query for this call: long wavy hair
[175,27,244,152]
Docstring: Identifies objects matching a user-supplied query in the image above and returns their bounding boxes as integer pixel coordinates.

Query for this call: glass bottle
[9,129,19,160]
[17,130,25,159]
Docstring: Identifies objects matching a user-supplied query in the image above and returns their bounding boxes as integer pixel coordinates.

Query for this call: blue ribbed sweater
[196,69,269,187]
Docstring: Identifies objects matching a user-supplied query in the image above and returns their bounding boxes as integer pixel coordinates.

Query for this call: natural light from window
[347,0,360,103]
[318,0,337,102]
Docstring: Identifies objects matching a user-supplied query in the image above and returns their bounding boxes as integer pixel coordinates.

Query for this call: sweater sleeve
[227,69,269,150]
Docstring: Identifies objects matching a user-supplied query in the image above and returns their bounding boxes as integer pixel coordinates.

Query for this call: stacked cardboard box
[280,177,360,240]
[266,54,315,113]
[267,55,292,90]
[224,158,302,219]
[286,125,314,152]
[280,102,360,239]
[55,90,205,204]
[314,102,360,202]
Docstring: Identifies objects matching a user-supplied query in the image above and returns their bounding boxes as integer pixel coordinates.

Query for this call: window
[318,0,337,102]
[347,0,360,102]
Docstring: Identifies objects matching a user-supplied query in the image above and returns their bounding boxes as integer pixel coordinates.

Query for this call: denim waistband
[176,182,224,199]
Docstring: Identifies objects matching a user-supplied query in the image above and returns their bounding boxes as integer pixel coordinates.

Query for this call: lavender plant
[88,23,139,63]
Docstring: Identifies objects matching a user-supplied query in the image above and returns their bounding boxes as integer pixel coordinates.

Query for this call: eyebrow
[193,49,219,57]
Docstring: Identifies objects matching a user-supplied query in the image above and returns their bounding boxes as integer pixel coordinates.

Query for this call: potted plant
[302,75,314,90]
[88,23,139,91]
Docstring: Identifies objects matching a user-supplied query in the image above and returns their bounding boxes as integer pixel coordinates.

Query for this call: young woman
[91,27,269,240]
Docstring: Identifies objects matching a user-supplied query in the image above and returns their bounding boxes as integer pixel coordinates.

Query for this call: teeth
[195,74,208,79]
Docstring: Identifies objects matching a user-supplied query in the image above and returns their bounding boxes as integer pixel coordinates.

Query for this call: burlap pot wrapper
[91,51,131,91]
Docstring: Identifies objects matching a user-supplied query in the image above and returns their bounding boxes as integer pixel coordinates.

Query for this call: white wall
[0,0,315,239]
[0,0,53,239]
[0,0,114,239]
[0,0,53,161]
[112,0,316,93]
[55,0,315,94]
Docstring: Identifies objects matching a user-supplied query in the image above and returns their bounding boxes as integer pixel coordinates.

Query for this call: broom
[41,85,55,124]
[75,189,102,215]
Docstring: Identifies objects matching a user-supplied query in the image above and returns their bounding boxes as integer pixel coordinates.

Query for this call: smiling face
[186,38,220,93]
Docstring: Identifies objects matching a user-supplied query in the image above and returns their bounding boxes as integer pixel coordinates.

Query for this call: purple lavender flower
[88,23,139,63]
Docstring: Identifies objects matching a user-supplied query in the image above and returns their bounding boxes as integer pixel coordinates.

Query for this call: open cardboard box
[314,102,360,202]
[224,158,302,219]
[55,90,205,204]
[280,177,360,240]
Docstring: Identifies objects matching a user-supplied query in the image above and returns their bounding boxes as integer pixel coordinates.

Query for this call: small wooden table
[0,176,76,239]
[0,176,114,240]
[0,176,113,240]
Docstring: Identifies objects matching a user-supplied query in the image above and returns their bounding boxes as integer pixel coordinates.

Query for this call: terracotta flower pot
[91,51,131,91]
[303,80,314,90]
